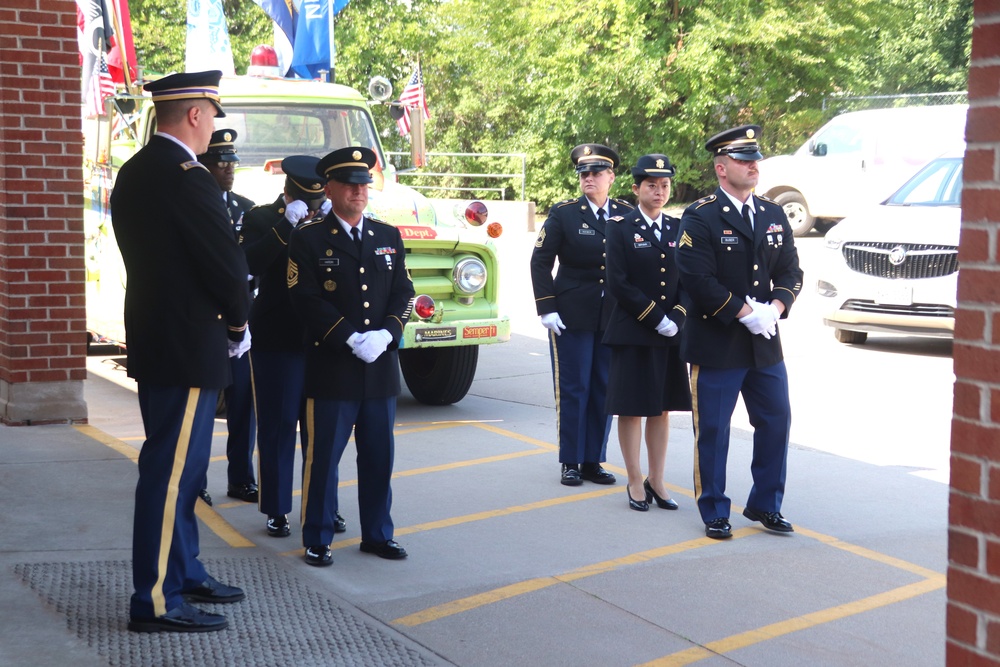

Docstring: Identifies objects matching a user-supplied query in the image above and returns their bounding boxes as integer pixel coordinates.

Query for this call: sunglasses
[213,161,239,170]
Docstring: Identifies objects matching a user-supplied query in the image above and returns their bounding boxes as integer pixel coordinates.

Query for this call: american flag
[85,50,116,117]
[396,63,430,136]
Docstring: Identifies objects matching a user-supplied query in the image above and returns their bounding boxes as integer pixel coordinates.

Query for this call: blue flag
[252,0,295,43]
[290,0,350,79]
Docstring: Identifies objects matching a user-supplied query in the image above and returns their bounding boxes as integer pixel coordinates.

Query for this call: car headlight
[453,257,487,294]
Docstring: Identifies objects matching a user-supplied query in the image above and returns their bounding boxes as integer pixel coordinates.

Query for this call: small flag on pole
[85,49,116,117]
[395,63,429,136]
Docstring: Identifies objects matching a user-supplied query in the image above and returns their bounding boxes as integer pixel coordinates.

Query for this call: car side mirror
[812,142,828,157]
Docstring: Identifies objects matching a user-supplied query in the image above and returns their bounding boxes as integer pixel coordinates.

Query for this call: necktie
[650,220,661,241]
[596,208,606,224]
[742,203,753,231]
[352,226,362,252]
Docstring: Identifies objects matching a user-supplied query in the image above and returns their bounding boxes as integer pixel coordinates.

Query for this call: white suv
[815,147,964,344]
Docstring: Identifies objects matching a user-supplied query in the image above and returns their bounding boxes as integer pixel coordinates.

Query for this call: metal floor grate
[15,557,442,667]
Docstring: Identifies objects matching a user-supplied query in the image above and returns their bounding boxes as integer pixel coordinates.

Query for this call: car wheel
[774,191,815,237]
[399,346,478,405]
[834,329,867,345]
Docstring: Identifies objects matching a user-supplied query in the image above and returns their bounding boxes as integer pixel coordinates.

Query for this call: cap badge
[352,150,362,160]
[746,128,756,139]
[655,159,664,168]
[223,132,232,142]
[583,147,592,156]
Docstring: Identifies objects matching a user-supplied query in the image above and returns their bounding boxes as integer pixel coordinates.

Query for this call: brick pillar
[0,1,87,424]
[947,1,1000,664]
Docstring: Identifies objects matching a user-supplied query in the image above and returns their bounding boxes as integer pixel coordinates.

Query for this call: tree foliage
[126,0,972,206]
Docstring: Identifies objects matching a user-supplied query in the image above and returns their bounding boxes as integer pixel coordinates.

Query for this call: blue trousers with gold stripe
[131,384,217,619]
[251,349,305,517]
[690,362,791,523]
[300,397,396,548]
[548,328,612,465]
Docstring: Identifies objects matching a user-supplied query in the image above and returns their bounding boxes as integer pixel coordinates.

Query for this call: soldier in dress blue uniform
[603,154,691,512]
[675,125,804,540]
[530,144,633,487]
[287,147,415,566]
[111,70,251,633]
[196,129,258,506]
[241,156,345,539]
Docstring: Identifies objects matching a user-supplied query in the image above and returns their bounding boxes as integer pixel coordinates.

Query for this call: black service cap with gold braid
[281,155,326,204]
[316,147,377,184]
[704,124,763,161]
[199,129,239,162]
[570,143,620,173]
[143,70,226,118]
[631,153,676,179]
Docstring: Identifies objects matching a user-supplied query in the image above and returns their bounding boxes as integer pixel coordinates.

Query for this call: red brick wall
[948,1,1000,664]
[0,1,87,422]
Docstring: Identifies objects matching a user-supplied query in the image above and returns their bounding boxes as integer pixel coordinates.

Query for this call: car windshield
[221,105,385,169]
[885,157,963,207]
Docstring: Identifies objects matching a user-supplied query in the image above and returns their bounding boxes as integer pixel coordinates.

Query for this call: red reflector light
[465,201,488,226]
[413,295,435,320]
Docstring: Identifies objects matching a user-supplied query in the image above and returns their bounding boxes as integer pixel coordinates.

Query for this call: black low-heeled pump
[627,487,649,512]
[644,479,679,510]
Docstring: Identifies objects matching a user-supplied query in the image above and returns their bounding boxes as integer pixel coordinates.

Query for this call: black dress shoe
[227,482,259,503]
[334,512,347,533]
[182,574,245,603]
[705,518,732,539]
[128,602,228,633]
[266,515,290,537]
[304,545,333,567]
[627,488,649,512]
[580,463,616,485]
[198,489,213,506]
[561,464,583,486]
[743,507,794,533]
[644,479,679,510]
[359,539,408,560]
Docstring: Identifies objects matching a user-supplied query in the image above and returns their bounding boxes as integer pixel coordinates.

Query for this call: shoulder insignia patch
[554,199,576,209]
[679,230,694,248]
[366,216,389,226]
[755,193,777,204]
[613,198,635,210]
[297,218,324,230]
[180,160,208,172]
[287,258,299,288]
[534,227,546,248]
[694,194,716,210]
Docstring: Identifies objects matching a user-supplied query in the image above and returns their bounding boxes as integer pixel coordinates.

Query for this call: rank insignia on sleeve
[287,259,299,288]
[679,231,693,248]
[534,228,546,248]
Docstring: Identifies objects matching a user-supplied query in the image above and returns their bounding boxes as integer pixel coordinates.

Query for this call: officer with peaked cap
[240,155,346,540]
[287,147,414,566]
[603,153,690,512]
[111,70,250,633]
[675,124,803,540]
[196,128,258,507]
[530,143,634,487]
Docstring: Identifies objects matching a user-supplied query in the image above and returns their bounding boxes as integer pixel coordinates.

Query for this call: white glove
[540,312,566,336]
[227,327,251,358]
[353,329,391,363]
[347,331,369,351]
[284,199,310,226]
[738,296,778,339]
[320,199,332,216]
[655,316,679,338]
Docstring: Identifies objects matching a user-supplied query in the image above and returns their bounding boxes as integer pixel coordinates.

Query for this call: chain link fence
[822,91,967,113]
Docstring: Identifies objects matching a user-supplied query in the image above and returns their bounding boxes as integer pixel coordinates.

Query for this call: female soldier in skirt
[603,154,692,511]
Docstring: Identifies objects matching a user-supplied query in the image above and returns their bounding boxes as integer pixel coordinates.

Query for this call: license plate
[875,283,912,306]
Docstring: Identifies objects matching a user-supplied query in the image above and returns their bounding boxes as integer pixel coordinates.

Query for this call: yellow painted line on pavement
[279,485,623,558]
[472,422,559,451]
[794,526,942,579]
[75,424,255,549]
[392,528,755,627]
[637,575,946,667]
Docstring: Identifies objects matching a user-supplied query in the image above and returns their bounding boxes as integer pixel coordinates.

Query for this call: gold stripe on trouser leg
[151,388,200,617]
[550,329,561,452]
[249,351,261,503]
[300,398,315,530]
[689,365,702,504]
